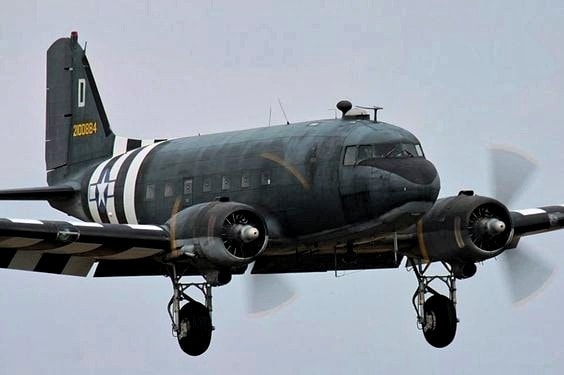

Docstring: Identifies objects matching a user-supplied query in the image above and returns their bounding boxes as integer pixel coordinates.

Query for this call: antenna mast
[278,98,290,125]
[268,105,272,127]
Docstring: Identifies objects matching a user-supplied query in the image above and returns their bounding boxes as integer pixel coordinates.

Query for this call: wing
[251,203,564,275]
[0,218,170,277]
[4,203,560,278]
[510,205,564,242]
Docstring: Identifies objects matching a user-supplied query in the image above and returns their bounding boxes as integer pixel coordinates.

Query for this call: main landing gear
[409,260,459,348]
[167,266,216,356]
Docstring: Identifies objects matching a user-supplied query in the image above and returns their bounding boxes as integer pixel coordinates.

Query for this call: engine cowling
[167,201,269,266]
[417,192,513,263]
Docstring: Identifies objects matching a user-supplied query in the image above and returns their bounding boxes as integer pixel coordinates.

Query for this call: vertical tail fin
[46,31,115,184]
[46,32,165,187]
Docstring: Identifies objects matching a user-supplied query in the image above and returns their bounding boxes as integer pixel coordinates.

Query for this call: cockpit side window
[374,143,396,158]
[402,143,418,157]
[415,144,424,157]
[375,143,425,158]
[358,145,373,162]
[343,146,357,166]
[343,143,425,165]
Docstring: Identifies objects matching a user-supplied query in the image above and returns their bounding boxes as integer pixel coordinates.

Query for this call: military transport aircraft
[0,32,561,356]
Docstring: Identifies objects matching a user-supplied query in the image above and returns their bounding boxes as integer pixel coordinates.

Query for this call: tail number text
[73,122,97,137]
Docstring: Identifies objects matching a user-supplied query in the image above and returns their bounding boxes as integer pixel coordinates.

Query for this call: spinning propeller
[489,146,555,304]
[245,272,297,316]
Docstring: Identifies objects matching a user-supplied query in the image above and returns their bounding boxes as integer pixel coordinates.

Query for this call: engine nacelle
[417,192,513,263]
[167,201,269,267]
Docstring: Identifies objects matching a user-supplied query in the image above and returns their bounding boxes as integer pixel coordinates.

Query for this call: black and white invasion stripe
[112,136,167,156]
[88,139,166,224]
[0,218,169,277]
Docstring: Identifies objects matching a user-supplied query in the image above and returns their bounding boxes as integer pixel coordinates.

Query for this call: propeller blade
[488,145,552,303]
[489,146,537,205]
[246,274,297,316]
[500,245,555,304]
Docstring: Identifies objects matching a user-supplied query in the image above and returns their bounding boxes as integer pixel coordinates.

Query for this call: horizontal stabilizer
[0,186,77,200]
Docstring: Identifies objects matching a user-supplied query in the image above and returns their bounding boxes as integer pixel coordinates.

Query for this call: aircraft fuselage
[56,118,440,247]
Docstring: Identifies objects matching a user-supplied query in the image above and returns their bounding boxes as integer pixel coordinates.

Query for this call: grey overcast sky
[1,1,564,374]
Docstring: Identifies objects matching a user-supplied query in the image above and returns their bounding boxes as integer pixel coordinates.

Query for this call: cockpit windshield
[343,143,424,165]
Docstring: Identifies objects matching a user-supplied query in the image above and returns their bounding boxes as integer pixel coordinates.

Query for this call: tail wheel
[422,294,458,348]
[177,302,213,356]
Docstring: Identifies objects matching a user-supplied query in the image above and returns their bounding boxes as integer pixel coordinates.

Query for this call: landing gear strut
[167,266,214,356]
[409,260,458,348]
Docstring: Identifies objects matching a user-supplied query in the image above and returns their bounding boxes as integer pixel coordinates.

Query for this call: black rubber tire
[422,294,457,348]
[177,302,213,356]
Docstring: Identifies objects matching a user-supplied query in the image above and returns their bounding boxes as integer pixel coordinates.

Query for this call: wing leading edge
[511,205,564,238]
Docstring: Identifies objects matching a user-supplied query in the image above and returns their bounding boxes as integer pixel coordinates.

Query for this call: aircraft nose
[359,158,438,185]
[392,158,438,185]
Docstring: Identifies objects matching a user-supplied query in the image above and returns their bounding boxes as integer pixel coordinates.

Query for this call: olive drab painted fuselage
[62,118,440,246]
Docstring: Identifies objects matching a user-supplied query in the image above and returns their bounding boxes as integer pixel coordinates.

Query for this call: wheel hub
[423,311,437,332]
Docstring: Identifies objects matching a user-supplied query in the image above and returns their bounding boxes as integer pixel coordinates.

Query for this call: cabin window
[164,182,174,198]
[261,170,271,185]
[241,172,250,188]
[145,184,155,201]
[182,179,193,205]
[183,179,193,195]
[222,176,231,190]
[343,146,357,166]
[203,177,212,192]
